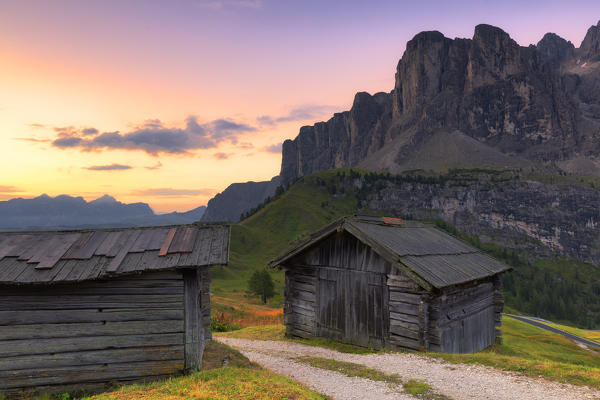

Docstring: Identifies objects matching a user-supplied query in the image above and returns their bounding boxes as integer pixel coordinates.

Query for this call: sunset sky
[1,1,599,212]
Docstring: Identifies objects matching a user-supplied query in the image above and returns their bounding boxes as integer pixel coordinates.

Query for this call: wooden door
[318,268,345,340]
[318,268,386,347]
[347,271,386,347]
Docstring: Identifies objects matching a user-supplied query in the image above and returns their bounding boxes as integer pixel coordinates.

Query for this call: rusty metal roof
[0,224,229,285]
[269,216,510,290]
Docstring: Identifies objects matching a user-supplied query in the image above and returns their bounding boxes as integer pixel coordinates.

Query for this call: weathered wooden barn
[0,224,229,397]
[270,216,511,353]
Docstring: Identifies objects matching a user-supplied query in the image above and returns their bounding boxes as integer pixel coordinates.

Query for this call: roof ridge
[0,222,230,235]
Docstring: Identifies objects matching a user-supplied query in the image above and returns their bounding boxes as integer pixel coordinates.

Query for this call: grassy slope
[210,171,357,315]
[216,316,600,389]
[77,341,326,400]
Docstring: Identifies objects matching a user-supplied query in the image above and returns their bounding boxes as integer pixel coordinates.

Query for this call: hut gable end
[288,231,394,275]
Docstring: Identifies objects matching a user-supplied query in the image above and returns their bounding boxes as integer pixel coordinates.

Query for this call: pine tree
[248,270,275,304]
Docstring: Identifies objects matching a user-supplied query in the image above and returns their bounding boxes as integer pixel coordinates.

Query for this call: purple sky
[0,1,598,211]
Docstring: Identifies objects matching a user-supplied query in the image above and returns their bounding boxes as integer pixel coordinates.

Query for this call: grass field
[216,315,600,390]
[531,319,600,344]
[77,341,327,400]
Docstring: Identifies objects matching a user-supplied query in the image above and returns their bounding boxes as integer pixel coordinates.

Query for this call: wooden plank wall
[493,275,504,344]
[284,232,392,347]
[284,267,318,339]
[386,272,428,351]
[0,271,186,397]
[428,280,497,353]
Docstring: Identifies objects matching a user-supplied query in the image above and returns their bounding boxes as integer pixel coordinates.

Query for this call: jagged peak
[580,19,600,61]
[473,24,515,47]
[405,30,447,52]
[410,30,446,42]
[537,32,575,63]
[90,194,118,204]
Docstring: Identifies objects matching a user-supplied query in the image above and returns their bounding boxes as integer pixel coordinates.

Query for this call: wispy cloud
[132,188,216,197]
[257,104,339,127]
[0,185,23,193]
[81,128,99,136]
[237,142,254,149]
[14,137,50,143]
[85,164,133,171]
[264,142,282,153]
[145,161,163,170]
[213,152,233,160]
[49,116,257,156]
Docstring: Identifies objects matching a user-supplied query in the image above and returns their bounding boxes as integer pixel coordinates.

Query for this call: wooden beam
[183,270,204,372]
[159,228,177,257]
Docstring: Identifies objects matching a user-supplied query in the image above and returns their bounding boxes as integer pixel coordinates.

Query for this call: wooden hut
[270,216,511,353]
[0,224,229,397]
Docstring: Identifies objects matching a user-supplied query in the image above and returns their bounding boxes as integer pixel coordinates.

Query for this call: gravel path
[241,350,413,400]
[217,337,600,400]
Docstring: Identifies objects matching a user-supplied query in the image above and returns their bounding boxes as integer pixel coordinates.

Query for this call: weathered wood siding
[0,270,209,397]
[284,267,318,339]
[284,232,392,348]
[386,272,428,350]
[428,280,499,353]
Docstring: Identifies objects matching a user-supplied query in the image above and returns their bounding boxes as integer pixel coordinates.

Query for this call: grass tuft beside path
[296,357,449,400]
[77,341,327,400]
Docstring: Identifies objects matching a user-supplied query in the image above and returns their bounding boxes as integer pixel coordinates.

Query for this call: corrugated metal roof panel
[350,221,475,256]
[0,224,230,285]
[400,252,511,288]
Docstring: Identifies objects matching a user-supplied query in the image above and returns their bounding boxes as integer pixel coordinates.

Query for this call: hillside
[280,21,600,184]
[201,177,280,223]
[212,169,600,328]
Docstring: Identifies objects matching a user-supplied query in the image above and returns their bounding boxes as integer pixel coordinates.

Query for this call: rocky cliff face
[281,21,600,185]
[201,176,280,223]
[327,171,600,266]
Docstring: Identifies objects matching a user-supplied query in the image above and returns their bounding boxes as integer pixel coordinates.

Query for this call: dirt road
[217,337,600,400]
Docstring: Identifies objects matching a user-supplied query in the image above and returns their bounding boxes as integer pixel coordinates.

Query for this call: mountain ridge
[280,21,600,184]
[0,194,206,230]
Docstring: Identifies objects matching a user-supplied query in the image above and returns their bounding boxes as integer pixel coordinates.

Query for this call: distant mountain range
[280,21,600,184]
[0,194,205,230]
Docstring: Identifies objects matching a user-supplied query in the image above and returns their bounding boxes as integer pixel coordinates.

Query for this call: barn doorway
[318,268,387,348]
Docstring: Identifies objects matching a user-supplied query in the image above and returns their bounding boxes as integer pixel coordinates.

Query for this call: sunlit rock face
[280,21,600,185]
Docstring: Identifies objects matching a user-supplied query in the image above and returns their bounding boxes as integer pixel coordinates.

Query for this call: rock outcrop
[280,21,600,185]
[357,175,600,266]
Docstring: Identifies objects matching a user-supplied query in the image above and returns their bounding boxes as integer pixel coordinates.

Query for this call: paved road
[505,314,600,349]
